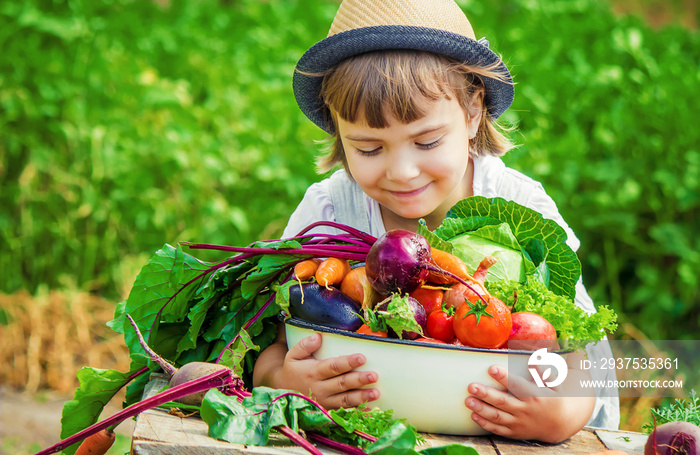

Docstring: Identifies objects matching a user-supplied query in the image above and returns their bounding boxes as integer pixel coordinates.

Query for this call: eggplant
[288,282,363,331]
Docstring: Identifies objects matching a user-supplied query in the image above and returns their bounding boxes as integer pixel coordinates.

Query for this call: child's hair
[316,50,514,174]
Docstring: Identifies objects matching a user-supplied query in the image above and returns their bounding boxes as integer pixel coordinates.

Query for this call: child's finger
[330,369,378,392]
[466,380,520,414]
[325,386,380,409]
[287,333,323,360]
[316,353,367,380]
[317,369,378,402]
[487,364,550,398]
[465,393,516,430]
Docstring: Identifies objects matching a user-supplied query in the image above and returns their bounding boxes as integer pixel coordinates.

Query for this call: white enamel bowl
[285,318,545,436]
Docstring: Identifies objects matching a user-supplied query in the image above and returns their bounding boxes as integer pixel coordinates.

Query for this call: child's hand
[465,354,594,443]
[280,333,379,409]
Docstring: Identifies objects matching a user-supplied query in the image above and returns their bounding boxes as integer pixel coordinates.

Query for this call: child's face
[337,95,480,230]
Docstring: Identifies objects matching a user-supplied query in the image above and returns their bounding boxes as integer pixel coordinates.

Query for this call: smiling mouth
[389,183,430,198]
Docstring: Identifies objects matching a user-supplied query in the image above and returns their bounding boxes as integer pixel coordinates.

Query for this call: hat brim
[293,25,514,134]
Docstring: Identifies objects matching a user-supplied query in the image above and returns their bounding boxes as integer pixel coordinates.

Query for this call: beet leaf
[201,387,334,446]
[58,365,147,455]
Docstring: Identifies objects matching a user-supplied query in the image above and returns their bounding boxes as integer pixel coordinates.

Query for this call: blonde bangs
[322,51,470,128]
[317,50,514,173]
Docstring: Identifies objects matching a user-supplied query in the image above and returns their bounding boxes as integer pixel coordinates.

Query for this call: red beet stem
[307,432,368,455]
[276,426,323,455]
[126,314,177,377]
[34,369,236,455]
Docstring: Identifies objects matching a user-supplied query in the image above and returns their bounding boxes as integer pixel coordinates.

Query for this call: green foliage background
[1,0,698,341]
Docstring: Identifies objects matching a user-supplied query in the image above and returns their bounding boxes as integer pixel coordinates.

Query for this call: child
[253,0,620,442]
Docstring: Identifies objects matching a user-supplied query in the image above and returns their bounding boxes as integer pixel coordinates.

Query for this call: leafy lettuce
[488,279,617,345]
[420,196,581,300]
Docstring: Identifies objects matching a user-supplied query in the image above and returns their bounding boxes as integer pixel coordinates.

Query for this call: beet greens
[52,221,485,455]
[54,221,380,455]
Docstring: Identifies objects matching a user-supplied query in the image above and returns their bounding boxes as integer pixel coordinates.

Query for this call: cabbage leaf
[422,196,581,300]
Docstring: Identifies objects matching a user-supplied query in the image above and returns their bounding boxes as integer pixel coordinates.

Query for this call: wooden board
[131,377,647,455]
[594,428,648,455]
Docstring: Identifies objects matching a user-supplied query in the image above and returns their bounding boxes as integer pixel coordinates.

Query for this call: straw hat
[293,0,515,134]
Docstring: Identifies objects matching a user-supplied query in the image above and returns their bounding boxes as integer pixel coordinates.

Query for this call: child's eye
[417,139,441,150]
[356,147,381,156]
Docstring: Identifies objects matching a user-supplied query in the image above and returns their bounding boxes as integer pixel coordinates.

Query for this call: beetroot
[365,230,489,307]
[126,314,233,405]
[365,229,432,294]
[169,362,233,405]
[645,421,700,455]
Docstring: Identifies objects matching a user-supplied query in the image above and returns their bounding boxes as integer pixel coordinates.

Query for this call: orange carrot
[293,258,322,281]
[356,323,388,337]
[427,247,471,284]
[315,257,351,288]
[340,266,383,308]
[75,428,115,455]
[413,336,448,344]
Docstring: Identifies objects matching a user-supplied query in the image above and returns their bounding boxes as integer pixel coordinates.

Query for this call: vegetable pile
[37,196,618,454]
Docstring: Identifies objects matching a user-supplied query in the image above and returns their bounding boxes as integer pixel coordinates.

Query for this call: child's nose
[385,153,420,183]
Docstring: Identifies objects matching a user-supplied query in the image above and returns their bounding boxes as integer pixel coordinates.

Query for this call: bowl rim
[285,317,572,355]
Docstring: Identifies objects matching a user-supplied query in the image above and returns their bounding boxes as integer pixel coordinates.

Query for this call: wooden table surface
[131,377,648,455]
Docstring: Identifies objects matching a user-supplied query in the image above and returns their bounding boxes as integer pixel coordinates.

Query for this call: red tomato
[453,296,512,349]
[426,309,455,342]
[409,287,444,314]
